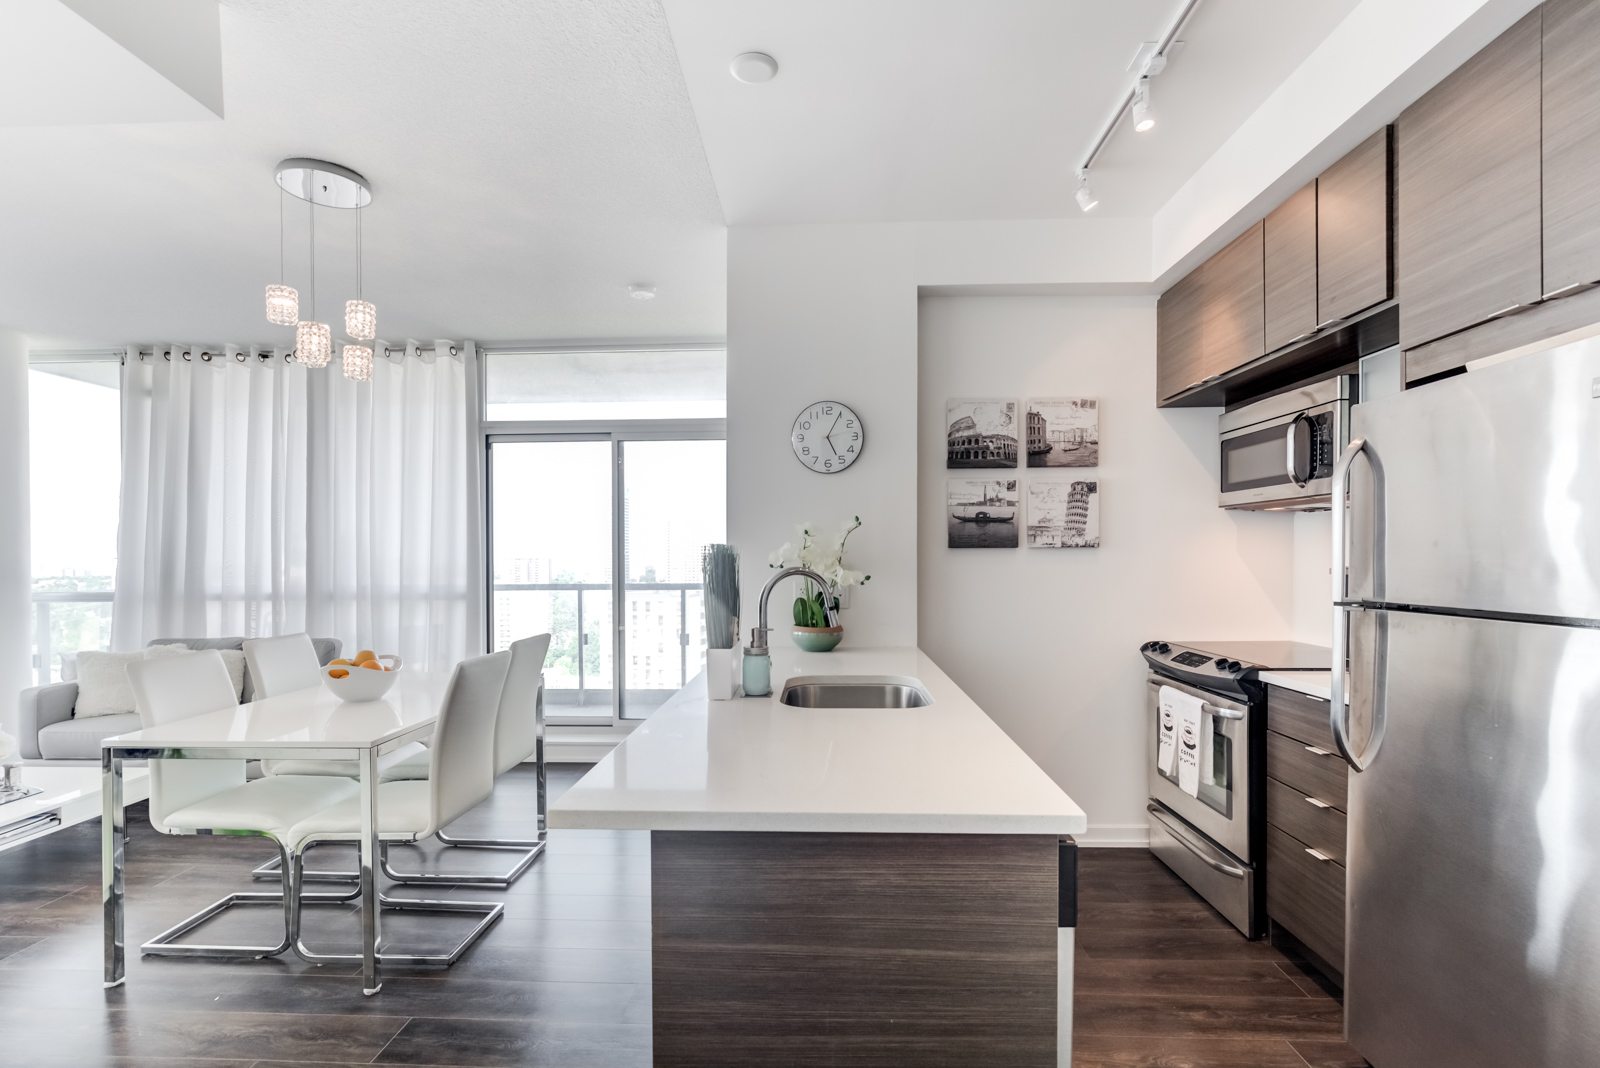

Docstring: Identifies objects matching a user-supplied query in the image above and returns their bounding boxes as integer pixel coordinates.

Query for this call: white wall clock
[791,400,864,473]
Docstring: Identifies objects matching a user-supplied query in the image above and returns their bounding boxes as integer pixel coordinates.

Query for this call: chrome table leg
[101,748,125,988]
[359,744,381,995]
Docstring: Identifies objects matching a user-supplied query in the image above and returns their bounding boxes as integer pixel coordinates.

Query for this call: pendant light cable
[309,196,316,322]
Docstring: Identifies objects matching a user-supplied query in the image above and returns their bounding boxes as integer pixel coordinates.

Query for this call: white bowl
[322,655,402,702]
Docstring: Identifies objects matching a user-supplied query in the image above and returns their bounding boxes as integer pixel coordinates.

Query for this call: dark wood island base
[651,830,1064,1067]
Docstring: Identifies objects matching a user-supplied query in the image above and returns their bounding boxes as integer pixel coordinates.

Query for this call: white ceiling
[662,0,1363,224]
[1,0,727,349]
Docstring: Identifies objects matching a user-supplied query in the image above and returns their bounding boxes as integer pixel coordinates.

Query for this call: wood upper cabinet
[1396,7,1543,354]
[1264,183,1318,352]
[1202,221,1266,378]
[1318,128,1391,323]
[1542,0,1600,296]
[1156,262,1206,402]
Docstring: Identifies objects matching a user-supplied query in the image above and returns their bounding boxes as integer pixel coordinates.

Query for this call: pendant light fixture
[265,186,298,324]
[270,158,374,373]
[295,190,331,368]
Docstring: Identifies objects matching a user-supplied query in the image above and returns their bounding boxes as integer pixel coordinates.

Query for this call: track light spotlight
[1133,77,1155,132]
[1075,171,1099,213]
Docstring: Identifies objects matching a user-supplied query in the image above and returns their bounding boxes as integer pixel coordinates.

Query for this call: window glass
[30,362,120,683]
[490,440,614,718]
[486,349,725,421]
[621,440,726,718]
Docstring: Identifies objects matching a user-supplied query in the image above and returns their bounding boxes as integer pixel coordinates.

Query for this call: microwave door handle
[1331,437,1387,772]
[1286,413,1314,487]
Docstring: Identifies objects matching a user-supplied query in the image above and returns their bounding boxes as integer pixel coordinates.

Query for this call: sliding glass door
[488,434,725,724]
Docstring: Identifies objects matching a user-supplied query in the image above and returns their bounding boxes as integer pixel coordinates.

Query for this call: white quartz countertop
[549,647,1087,835]
[1259,670,1333,700]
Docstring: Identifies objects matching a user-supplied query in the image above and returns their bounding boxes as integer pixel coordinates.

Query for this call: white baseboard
[1075,822,1150,848]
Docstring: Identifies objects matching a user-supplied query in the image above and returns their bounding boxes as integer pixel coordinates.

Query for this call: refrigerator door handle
[1332,437,1387,772]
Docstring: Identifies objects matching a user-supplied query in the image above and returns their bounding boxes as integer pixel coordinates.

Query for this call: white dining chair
[127,650,363,960]
[243,632,428,887]
[285,649,512,969]
[379,633,551,887]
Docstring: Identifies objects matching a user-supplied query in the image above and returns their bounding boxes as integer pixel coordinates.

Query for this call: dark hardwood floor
[1074,848,1369,1068]
[0,766,1369,1067]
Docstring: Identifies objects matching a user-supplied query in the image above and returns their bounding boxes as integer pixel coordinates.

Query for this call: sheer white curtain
[113,342,483,671]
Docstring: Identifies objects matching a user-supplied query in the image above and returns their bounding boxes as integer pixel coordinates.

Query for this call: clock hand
[825,414,840,455]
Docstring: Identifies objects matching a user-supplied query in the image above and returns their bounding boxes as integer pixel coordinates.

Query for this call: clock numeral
[851,433,859,440]
[811,456,820,465]
[845,420,855,427]
[823,405,833,414]
[847,445,855,453]
[795,433,804,442]
[801,446,810,455]
[824,459,833,469]
[801,421,811,430]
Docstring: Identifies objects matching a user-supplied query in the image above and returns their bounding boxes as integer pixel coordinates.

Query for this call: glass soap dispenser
[742,626,772,697]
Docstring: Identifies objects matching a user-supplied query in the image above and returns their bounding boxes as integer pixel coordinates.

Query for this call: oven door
[1146,674,1251,861]
[1218,401,1341,510]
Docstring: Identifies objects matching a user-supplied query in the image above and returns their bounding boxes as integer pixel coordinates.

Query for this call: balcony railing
[491,581,704,713]
[31,590,115,686]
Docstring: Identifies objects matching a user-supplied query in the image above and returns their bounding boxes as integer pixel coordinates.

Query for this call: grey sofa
[17,637,342,762]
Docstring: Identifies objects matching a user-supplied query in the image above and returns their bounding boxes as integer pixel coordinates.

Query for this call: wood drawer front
[1266,824,1345,979]
[1267,776,1347,865]
[1267,684,1335,751]
[1267,730,1348,812]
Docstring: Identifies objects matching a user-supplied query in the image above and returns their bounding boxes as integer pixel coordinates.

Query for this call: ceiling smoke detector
[630,285,656,300]
[730,52,779,84]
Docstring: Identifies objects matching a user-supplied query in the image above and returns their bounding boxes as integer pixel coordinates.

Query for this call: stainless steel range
[1141,639,1329,938]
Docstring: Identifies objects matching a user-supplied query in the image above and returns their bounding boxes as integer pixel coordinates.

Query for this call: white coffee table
[0,765,150,852]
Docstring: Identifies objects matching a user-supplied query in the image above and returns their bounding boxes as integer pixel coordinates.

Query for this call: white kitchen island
[550,646,1085,1068]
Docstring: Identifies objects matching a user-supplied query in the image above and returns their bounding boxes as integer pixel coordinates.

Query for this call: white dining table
[100,671,452,995]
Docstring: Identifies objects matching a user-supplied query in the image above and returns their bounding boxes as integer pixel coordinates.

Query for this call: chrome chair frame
[287,841,504,967]
[141,833,361,960]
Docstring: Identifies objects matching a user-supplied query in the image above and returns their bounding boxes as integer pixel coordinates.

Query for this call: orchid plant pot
[791,625,845,653]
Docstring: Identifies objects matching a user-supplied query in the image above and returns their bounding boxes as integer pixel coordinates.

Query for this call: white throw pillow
[216,648,247,700]
[73,644,194,719]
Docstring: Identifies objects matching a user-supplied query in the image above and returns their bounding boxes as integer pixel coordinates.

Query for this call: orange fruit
[355,649,376,664]
[330,658,351,666]
[359,660,382,670]
[328,668,349,678]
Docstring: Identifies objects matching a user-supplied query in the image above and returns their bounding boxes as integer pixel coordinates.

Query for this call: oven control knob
[1156,643,1170,653]
[1214,657,1229,669]
[1227,660,1242,672]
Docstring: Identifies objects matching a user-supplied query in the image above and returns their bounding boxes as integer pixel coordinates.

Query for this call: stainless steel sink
[777,675,933,708]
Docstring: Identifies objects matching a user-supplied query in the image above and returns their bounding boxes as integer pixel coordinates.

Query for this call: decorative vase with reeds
[702,544,740,699]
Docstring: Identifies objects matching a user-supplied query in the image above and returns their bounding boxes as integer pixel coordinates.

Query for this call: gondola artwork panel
[946,399,1018,469]
[1027,480,1099,547]
[947,478,1019,548]
[1026,398,1098,467]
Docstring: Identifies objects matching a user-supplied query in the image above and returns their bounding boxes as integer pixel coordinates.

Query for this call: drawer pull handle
[1305,847,1334,862]
[1304,745,1334,757]
[1304,796,1331,809]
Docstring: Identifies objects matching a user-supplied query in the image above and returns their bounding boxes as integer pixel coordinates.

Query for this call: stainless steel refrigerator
[1334,337,1600,1067]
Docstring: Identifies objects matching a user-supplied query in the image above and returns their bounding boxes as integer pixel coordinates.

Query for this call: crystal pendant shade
[345,299,376,341]
[295,321,332,367]
[265,284,298,326]
[342,343,373,381]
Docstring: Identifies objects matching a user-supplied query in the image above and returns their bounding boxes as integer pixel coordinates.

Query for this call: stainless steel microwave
[1218,375,1354,510]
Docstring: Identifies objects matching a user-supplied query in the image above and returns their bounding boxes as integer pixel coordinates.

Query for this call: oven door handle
[1286,412,1315,487]
[1147,804,1246,878]
[1202,702,1243,721]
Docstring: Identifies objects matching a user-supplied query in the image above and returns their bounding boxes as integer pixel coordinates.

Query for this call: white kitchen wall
[917,295,1299,845]
[1293,511,1334,646]
[0,327,31,736]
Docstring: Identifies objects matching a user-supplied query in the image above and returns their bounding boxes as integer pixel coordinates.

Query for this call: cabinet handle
[1315,318,1342,331]
[1304,745,1334,757]
[1305,848,1334,862]
[1540,281,1596,301]
[1304,796,1332,809]
[1487,303,1533,319]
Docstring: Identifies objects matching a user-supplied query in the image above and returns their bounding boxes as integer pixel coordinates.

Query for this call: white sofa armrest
[18,682,78,760]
